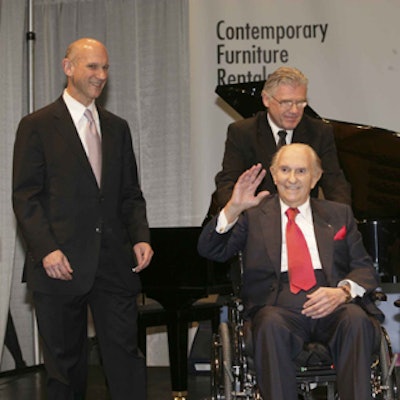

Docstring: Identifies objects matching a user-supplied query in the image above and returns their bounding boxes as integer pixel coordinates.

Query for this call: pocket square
[334,225,346,240]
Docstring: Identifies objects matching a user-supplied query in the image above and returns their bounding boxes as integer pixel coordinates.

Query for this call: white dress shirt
[216,199,365,298]
[267,113,293,145]
[62,89,101,157]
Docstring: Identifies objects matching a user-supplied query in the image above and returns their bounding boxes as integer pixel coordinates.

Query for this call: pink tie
[285,208,316,294]
[84,109,102,187]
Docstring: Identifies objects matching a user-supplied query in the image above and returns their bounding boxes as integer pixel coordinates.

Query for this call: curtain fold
[0,0,26,367]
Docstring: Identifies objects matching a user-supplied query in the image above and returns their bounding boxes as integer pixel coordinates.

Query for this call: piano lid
[140,227,232,307]
[215,81,400,220]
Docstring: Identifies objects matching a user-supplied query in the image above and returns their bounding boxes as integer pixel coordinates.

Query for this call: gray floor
[0,365,211,400]
[1,364,398,399]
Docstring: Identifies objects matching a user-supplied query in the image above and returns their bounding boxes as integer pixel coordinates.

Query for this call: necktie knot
[84,109,95,124]
[286,207,299,222]
[277,130,287,148]
[278,130,287,139]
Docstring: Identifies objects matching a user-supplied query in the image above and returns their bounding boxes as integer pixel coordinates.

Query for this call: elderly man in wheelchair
[198,143,398,400]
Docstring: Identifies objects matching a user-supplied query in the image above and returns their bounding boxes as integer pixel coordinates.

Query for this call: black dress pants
[251,274,378,400]
[33,242,146,400]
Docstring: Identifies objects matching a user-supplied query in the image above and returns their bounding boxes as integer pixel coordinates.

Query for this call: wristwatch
[339,284,352,303]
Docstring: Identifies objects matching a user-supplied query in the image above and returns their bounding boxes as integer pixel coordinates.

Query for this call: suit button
[95,227,102,233]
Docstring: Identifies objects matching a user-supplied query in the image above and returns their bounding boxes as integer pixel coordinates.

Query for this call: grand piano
[140,81,400,399]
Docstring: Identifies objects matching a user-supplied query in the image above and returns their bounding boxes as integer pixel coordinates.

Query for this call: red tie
[285,208,316,294]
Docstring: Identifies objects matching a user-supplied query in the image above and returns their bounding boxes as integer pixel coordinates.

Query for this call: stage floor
[0,364,398,399]
[0,365,210,400]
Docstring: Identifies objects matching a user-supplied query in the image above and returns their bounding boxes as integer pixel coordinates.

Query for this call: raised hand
[224,163,270,223]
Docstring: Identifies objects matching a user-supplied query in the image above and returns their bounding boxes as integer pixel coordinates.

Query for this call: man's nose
[97,69,108,80]
[288,171,297,182]
[289,102,302,112]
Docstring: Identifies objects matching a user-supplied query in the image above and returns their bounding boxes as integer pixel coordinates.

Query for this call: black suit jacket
[198,195,383,322]
[210,111,351,215]
[13,97,150,295]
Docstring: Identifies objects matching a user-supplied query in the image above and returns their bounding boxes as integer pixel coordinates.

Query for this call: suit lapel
[98,107,113,191]
[257,112,277,164]
[292,117,308,143]
[53,98,101,189]
[310,199,335,281]
[259,196,282,276]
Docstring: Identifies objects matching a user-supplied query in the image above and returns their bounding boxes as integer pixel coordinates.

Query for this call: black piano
[140,81,400,399]
[139,227,232,399]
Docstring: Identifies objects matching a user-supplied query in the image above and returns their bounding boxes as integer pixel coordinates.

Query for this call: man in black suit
[208,66,351,217]
[198,144,382,400]
[12,38,153,400]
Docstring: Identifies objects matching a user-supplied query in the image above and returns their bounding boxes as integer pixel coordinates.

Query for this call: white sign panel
[189,0,400,221]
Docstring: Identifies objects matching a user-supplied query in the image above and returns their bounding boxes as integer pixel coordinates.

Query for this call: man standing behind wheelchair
[198,143,384,400]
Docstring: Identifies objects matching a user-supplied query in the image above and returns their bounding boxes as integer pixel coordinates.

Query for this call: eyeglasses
[271,95,307,110]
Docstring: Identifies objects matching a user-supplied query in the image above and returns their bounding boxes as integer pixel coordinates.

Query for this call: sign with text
[189,0,400,221]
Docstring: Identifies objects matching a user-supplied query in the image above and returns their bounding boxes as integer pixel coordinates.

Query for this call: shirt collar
[62,89,97,124]
[267,113,293,137]
[279,197,311,220]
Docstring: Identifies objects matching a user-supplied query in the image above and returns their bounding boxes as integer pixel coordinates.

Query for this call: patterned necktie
[285,208,316,294]
[277,130,287,149]
[84,109,102,187]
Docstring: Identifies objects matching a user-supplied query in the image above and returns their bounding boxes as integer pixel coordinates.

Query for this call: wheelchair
[210,293,398,400]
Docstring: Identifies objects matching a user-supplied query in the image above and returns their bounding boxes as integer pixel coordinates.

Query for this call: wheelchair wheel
[371,326,398,400]
[211,322,233,400]
[220,322,233,400]
[210,331,222,399]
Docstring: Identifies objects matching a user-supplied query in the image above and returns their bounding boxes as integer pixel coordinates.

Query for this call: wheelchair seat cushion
[295,342,333,368]
[244,320,333,369]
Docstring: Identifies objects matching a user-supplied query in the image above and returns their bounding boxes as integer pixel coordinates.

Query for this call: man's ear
[311,171,323,189]
[261,91,270,108]
[62,58,73,77]
[270,167,277,184]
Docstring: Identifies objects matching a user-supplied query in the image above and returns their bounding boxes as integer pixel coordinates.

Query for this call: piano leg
[166,310,189,399]
[138,301,222,398]
[164,303,222,398]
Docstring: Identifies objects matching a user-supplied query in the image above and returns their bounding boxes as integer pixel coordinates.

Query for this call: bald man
[13,38,153,400]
